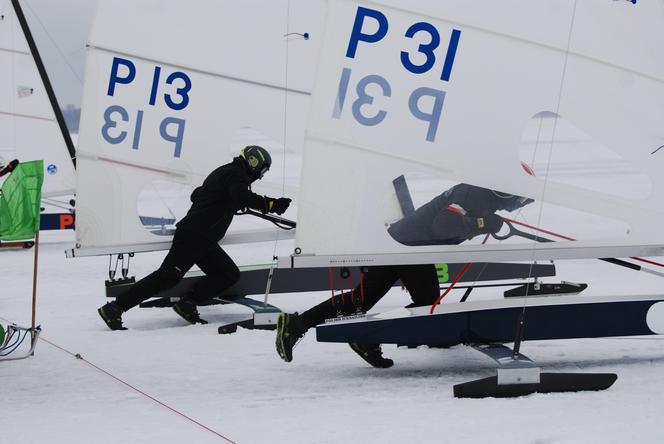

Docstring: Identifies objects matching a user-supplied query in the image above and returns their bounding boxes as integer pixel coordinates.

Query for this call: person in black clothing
[276,179,534,368]
[98,145,291,330]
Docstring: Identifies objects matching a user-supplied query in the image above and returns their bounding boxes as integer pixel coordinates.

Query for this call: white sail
[287,0,664,268]
[0,0,75,197]
[73,0,326,255]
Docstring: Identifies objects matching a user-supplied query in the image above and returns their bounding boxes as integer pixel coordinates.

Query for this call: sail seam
[88,45,313,96]
[0,110,56,122]
[0,46,29,55]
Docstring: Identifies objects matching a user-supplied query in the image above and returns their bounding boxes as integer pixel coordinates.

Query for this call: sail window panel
[520,114,652,201]
[136,181,190,237]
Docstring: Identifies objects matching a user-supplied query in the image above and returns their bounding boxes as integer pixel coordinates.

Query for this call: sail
[73,0,326,256]
[0,0,75,198]
[288,0,664,268]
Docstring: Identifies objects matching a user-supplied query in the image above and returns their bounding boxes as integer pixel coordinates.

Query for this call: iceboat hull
[316,295,664,347]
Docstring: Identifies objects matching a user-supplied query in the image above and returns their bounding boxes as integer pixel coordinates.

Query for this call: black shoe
[98,302,127,331]
[276,312,305,362]
[349,343,394,368]
[172,298,208,325]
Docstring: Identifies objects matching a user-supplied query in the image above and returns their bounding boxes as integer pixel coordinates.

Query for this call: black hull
[105,261,555,302]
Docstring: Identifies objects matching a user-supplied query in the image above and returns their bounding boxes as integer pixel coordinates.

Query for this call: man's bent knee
[155,264,187,289]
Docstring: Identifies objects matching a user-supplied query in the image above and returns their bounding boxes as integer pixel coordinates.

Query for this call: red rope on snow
[39,337,238,444]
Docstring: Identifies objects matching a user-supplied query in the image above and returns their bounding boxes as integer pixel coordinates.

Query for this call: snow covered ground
[1,230,664,444]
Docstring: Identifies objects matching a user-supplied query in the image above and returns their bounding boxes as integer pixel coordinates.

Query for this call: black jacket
[176,157,266,242]
[388,183,528,246]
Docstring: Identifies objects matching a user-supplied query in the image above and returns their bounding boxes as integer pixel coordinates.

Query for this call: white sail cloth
[74,0,325,254]
[0,0,75,197]
[290,0,664,267]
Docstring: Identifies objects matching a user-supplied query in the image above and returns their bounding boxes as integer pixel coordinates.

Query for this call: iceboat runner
[68,0,555,335]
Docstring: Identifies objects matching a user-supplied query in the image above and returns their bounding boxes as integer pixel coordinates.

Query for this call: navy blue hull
[316,298,664,346]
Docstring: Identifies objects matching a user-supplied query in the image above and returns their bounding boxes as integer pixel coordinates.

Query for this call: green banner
[0,160,44,241]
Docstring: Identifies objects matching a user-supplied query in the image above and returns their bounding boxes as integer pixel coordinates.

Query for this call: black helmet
[240,145,272,180]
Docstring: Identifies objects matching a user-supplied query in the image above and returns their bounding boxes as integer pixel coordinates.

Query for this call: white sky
[21,0,96,107]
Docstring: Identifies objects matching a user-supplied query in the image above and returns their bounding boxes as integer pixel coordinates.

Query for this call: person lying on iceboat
[275,168,534,368]
[97,146,291,330]
[387,182,533,246]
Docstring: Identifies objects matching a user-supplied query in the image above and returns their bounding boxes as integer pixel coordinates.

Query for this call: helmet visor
[258,164,270,179]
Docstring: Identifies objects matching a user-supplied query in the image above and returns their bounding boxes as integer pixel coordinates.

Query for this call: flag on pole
[0,160,44,241]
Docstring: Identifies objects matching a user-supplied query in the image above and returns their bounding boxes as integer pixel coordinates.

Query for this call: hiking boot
[349,343,394,368]
[172,298,208,325]
[98,302,127,331]
[276,312,305,362]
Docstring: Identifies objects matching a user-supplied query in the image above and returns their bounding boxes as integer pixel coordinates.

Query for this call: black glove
[0,159,19,177]
[266,197,291,215]
[463,213,503,238]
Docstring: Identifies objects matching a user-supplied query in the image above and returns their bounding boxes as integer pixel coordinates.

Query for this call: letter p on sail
[160,117,186,158]
[346,6,389,59]
[409,87,445,142]
[107,57,136,96]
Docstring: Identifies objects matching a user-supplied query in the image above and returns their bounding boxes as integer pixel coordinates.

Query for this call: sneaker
[349,343,394,368]
[172,298,208,325]
[98,302,127,331]
[276,312,305,362]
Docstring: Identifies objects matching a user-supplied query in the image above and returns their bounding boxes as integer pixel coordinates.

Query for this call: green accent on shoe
[97,304,127,331]
[276,312,292,362]
[276,312,303,362]
[172,300,208,325]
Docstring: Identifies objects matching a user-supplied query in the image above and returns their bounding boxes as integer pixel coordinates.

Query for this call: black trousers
[300,264,439,331]
[114,229,240,311]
